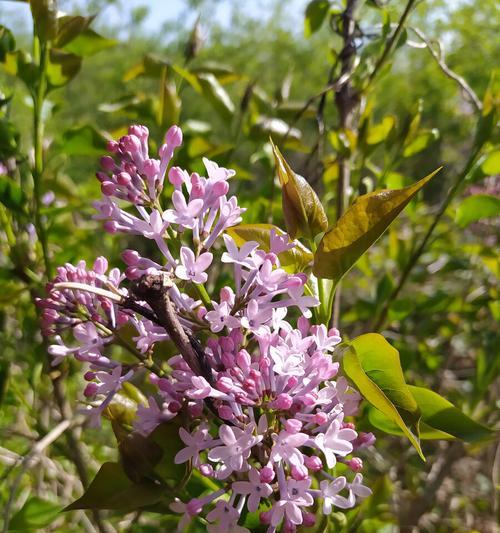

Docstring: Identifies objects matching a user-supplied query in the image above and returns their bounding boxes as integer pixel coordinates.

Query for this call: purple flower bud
[212,180,229,197]
[260,466,275,483]
[313,412,328,425]
[100,156,115,171]
[142,158,160,178]
[285,418,303,434]
[101,181,117,196]
[165,125,183,147]
[199,464,214,477]
[304,455,322,471]
[84,382,99,397]
[303,512,316,527]
[96,171,108,183]
[187,498,203,515]
[129,124,149,140]
[291,464,308,481]
[218,404,234,420]
[168,166,185,187]
[93,256,108,275]
[120,135,141,154]
[347,457,363,472]
[106,140,119,153]
[259,510,272,525]
[84,371,96,381]
[117,171,132,186]
[270,393,293,410]
[122,249,140,266]
[104,221,118,234]
[236,349,251,370]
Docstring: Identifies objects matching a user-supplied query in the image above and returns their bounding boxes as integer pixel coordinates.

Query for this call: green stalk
[32,36,52,278]
[195,282,213,309]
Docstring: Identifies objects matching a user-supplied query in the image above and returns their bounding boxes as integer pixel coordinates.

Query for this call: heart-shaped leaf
[343,333,424,460]
[271,139,328,240]
[313,168,440,281]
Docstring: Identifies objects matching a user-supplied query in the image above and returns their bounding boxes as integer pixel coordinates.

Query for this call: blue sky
[0,0,307,36]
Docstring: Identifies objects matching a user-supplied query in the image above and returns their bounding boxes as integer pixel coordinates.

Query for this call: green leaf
[481,150,500,175]
[0,25,16,62]
[368,406,454,440]
[55,14,96,48]
[455,194,500,227]
[304,0,330,38]
[30,0,58,42]
[46,49,82,90]
[59,125,107,156]
[403,128,439,157]
[366,116,395,145]
[123,54,168,82]
[0,175,26,214]
[63,28,116,57]
[343,333,424,460]
[475,73,498,148]
[226,223,314,271]
[191,62,241,84]
[9,497,61,531]
[197,73,235,121]
[65,462,165,512]
[313,168,439,281]
[171,63,202,93]
[271,139,328,240]
[2,50,38,90]
[408,386,495,442]
[158,76,181,128]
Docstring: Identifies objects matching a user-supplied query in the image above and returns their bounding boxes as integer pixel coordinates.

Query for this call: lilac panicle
[38,125,374,532]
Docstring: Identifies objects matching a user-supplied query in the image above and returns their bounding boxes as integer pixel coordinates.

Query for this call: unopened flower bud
[260,466,275,483]
[285,418,302,434]
[304,455,322,471]
[199,464,214,477]
[166,125,183,147]
[270,393,293,410]
[291,464,308,480]
[168,166,185,187]
[347,457,363,472]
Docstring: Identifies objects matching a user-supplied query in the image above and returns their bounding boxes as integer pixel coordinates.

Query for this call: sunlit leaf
[55,14,96,48]
[171,63,202,93]
[158,76,181,127]
[10,497,61,531]
[197,73,235,120]
[65,462,165,511]
[481,150,500,175]
[304,0,330,37]
[366,116,395,145]
[191,62,241,84]
[63,28,116,57]
[123,54,168,82]
[475,73,498,148]
[226,223,314,271]
[403,128,439,157]
[368,406,454,440]
[408,386,495,442]
[455,194,500,227]
[271,139,328,240]
[343,333,424,460]
[313,169,439,281]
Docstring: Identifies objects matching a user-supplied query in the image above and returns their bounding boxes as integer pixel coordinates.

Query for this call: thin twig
[367,0,418,87]
[2,419,72,532]
[409,27,482,112]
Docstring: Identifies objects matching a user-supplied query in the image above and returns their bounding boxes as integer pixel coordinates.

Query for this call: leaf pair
[343,333,495,459]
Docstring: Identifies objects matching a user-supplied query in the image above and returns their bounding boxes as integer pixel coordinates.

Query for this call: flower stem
[195,282,213,309]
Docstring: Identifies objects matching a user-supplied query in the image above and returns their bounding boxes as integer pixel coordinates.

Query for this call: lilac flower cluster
[38,125,374,532]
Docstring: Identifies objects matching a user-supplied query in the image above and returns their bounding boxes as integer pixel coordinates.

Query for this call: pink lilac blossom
[38,125,374,532]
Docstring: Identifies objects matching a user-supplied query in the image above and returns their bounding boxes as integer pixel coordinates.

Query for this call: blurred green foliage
[0,0,498,531]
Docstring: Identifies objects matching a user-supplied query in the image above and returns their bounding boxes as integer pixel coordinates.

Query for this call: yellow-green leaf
[343,333,424,460]
[197,73,235,121]
[271,139,328,240]
[226,223,313,272]
[455,194,500,228]
[408,386,495,443]
[313,169,440,281]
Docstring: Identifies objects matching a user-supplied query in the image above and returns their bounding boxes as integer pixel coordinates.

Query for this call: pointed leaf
[304,0,330,37]
[408,386,495,443]
[55,14,96,48]
[63,28,116,57]
[0,25,16,62]
[226,223,314,271]
[30,0,58,42]
[59,125,107,156]
[65,462,164,512]
[343,333,424,460]
[197,73,235,120]
[271,139,328,240]
[313,169,440,280]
